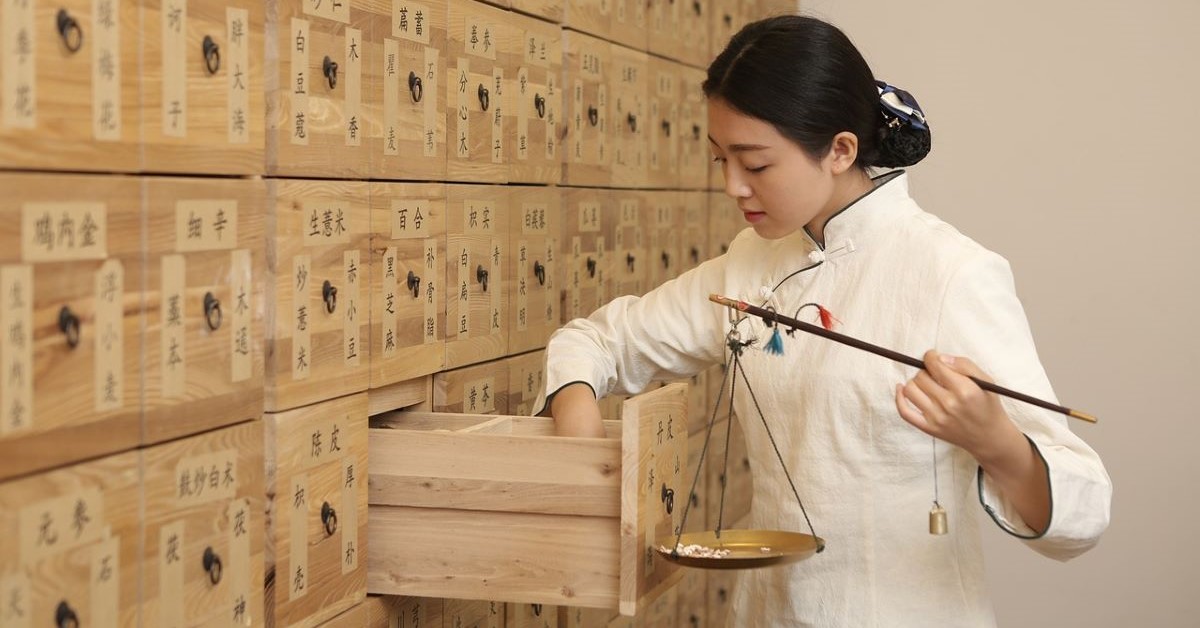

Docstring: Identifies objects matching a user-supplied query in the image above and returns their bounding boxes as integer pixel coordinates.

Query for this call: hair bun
[874,122,931,168]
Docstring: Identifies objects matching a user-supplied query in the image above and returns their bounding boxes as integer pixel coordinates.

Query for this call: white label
[343,250,361,366]
[345,28,362,146]
[21,203,107,262]
[572,79,583,163]
[228,498,253,626]
[90,536,121,627]
[546,71,557,160]
[517,67,529,161]
[423,238,437,344]
[383,38,400,156]
[463,377,495,413]
[304,0,348,23]
[544,238,558,325]
[160,520,185,627]
[489,238,502,336]
[95,259,124,412]
[464,200,495,234]
[578,202,601,233]
[382,247,398,358]
[521,203,548,235]
[393,2,431,44]
[392,199,431,238]
[455,57,469,159]
[1,266,34,435]
[516,239,528,333]
[569,236,582,319]
[303,200,351,245]
[293,255,312,381]
[93,0,122,140]
[423,46,438,157]
[161,255,187,399]
[597,85,608,163]
[341,458,358,574]
[162,0,188,137]
[289,474,309,600]
[595,235,607,309]
[464,17,496,61]
[620,198,639,226]
[176,200,238,252]
[227,8,251,144]
[230,249,252,383]
[491,67,504,163]
[290,19,311,145]
[1,0,36,128]
[18,490,105,565]
[456,244,470,339]
[174,449,238,506]
[0,573,31,628]
[523,32,550,68]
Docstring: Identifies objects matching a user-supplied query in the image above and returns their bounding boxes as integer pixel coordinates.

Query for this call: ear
[825,131,860,175]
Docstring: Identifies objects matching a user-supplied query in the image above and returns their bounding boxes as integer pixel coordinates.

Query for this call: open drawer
[368,382,689,616]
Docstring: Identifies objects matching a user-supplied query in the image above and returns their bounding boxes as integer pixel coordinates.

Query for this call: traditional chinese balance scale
[655,294,1098,570]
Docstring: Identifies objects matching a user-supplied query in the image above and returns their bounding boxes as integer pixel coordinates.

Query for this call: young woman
[534,15,1111,626]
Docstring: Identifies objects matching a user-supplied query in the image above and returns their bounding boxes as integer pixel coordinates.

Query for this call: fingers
[895,383,932,433]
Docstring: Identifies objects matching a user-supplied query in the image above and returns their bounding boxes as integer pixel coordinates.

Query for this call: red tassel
[817,305,840,330]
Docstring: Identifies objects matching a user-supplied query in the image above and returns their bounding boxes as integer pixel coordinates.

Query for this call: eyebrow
[707,136,770,152]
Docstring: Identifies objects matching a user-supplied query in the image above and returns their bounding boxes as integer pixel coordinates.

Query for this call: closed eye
[746,165,769,173]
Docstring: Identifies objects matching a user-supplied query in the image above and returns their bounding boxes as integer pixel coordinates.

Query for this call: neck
[806,169,875,246]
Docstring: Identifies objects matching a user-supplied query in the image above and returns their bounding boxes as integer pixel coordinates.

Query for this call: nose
[722,163,752,200]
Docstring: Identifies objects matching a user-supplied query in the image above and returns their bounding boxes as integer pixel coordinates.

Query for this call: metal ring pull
[322,280,337,314]
[476,265,489,292]
[692,124,701,141]
[587,105,599,127]
[203,547,223,585]
[661,251,671,269]
[321,502,338,536]
[626,253,635,272]
[690,246,700,264]
[408,71,423,102]
[662,119,671,137]
[203,292,222,331]
[690,491,700,507]
[585,257,597,278]
[627,112,638,133]
[723,13,733,27]
[323,56,339,89]
[58,306,81,349]
[55,601,79,628]
[534,93,546,119]
[693,0,702,16]
[661,483,675,515]
[202,35,221,75]
[532,604,543,617]
[478,84,490,111]
[406,270,421,298]
[533,261,546,286]
[56,9,83,53]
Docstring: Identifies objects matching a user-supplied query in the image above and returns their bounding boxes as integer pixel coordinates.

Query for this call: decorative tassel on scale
[762,302,840,356]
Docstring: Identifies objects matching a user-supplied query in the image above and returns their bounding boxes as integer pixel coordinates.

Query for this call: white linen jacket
[532,171,1112,627]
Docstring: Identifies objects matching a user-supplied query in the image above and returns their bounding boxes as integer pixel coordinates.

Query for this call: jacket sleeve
[936,250,1112,561]
[531,254,731,416]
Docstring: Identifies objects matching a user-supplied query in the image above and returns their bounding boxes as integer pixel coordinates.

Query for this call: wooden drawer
[680,190,709,274]
[368,182,446,389]
[0,173,141,481]
[427,359,510,414]
[643,190,681,291]
[265,179,371,412]
[141,0,265,174]
[368,383,690,615]
[706,416,752,528]
[676,0,709,69]
[509,0,561,23]
[561,30,611,187]
[676,559,708,628]
[141,420,267,627]
[143,177,265,446]
[684,369,709,434]
[640,585,677,628]
[645,57,680,190]
[0,0,140,172]
[560,606,617,628]
[447,599,506,628]
[708,0,746,63]
[504,350,544,417]
[0,449,140,626]
[706,192,739,257]
[318,599,370,627]
[510,602,559,628]
[646,0,681,63]
[562,0,609,42]
[364,0,448,181]
[445,184,509,368]
[560,187,609,322]
[265,393,369,627]
[703,364,729,423]
[609,44,647,189]
[508,186,561,354]
[507,13,562,184]
[446,0,513,183]
[608,189,645,299]
[366,595,444,628]
[678,66,708,190]
[266,0,371,178]
[608,0,646,53]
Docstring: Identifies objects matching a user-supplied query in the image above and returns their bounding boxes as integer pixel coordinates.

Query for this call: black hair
[703,15,930,169]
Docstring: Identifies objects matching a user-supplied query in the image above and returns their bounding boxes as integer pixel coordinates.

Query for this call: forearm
[548,382,606,438]
[975,427,1051,534]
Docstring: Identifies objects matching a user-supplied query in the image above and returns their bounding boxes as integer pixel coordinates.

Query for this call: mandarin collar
[803,170,916,252]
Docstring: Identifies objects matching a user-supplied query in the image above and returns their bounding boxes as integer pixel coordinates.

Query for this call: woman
[534,15,1111,626]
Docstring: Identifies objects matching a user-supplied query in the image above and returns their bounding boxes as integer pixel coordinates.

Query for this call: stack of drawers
[0,0,785,625]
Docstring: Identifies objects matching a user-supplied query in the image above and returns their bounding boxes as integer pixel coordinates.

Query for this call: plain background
[787,0,1199,625]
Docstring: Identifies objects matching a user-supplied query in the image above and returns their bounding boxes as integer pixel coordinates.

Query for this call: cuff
[976,435,1052,540]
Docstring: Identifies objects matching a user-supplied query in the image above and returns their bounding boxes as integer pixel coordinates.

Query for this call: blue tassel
[764,326,785,355]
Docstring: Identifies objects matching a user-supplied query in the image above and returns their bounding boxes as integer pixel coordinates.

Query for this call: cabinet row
[0,0,780,187]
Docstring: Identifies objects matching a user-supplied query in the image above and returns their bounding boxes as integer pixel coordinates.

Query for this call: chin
[751,223,797,241]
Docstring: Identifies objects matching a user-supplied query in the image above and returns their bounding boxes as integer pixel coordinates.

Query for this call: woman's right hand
[549,382,607,438]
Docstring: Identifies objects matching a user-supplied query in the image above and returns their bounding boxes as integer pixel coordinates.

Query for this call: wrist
[971,420,1029,473]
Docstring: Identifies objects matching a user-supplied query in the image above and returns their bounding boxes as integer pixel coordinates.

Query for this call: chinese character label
[345,28,362,146]
[1,265,34,435]
[94,259,124,412]
[291,19,311,145]
[161,0,188,137]
[93,0,122,141]
[289,474,309,600]
[161,255,187,398]
[292,254,312,381]
[227,8,251,144]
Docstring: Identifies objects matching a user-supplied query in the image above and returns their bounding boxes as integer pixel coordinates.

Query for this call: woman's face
[707,98,840,241]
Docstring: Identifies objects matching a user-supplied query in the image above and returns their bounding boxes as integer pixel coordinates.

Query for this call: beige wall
[795,0,1200,625]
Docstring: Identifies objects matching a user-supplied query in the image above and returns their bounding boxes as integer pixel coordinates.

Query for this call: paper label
[22,203,107,262]
[516,239,528,333]
[571,79,583,164]
[227,8,251,144]
[293,255,312,380]
[174,449,238,506]
[455,244,470,339]
[161,255,187,399]
[303,200,351,245]
[522,203,548,235]
[1,0,36,128]
[382,247,398,358]
[0,573,31,627]
[343,250,361,366]
[455,57,469,159]
[423,46,438,157]
[464,16,496,60]
[95,259,124,412]
[230,249,252,382]
[392,199,432,238]
[595,236,607,309]
[620,199,640,227]
[162,0,188,137]
[543,238,557,326]
[288,474,309,600]
[393,2,431,44]
[90,535,121,627]
[345,28,362,146]
[491,67,504,164]
[159,520,185,627]
[303,0,349,23]
[597,85,608,163]
[290,19,311,145]
[176,200,238,252]
[423,238,437,344]
[569,236,582,319]
[341,458,359,574]
[517,67,529,161]
[523,32,550,68]
[578,202,601,233]
[228,498,253,626]
[383,38,400,156]
[1,265,34,435]
[463,377,495,413]
[464,200,495,234]
[546,72,557,160]
[489,238,502,336]
[93,0,122,140]
[18,489,105,565]
[305,415,349,468]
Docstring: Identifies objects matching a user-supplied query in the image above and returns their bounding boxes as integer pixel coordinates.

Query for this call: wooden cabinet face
[368,182,446,388]
[446,0,514,183]
[0,449,141,627]
[266,0,371,178]
[507,14,562,184]
[508,0,561,23]
[644,190,682,290]
[142,0,266,174]
[559,187,610,323]
[678,66,709,190]
[364,0,448,181]
[504,349,544,417]
[561,30,611,187]
[646,57,680,190]
[0,0,140,172]
[265,179,371,412]
[609,45,647,189]
[647,0,682,62]
[445,184,509,368]
[680,190,708,274]
[141,421,266,627]
[431,359,509,414]
[561,0,609,42]
[608,0,646,52]
[677,0,710,68]
[608,190,645,299]
[143,177,265,446]
[508,186,560,354]
[265,393,368,628]
[0,174,141,481]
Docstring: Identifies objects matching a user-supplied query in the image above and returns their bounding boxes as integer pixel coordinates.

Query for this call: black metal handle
[693,0,702,16]
[202,35,221,75]
[533,261,546,286]
[321,502,338,536]
[718,587,728,602]
[406,270,421,298]
[690,615,700,627]
[627,112,638,133]
[531,604,543,617]
[56,9,83,54]
[323,56,339,89]
[408,71,423,103]
[662,251,671,269]
[720,243,728,254]
[585,257,596,278]
[476,265,489,292]
[587,105,599,127]
[534,93,546,119]
[723,13,733,27]
[692,124,701,141]
[743,456,751,470]
[690,246,700,264]
[203,546,223,585]
[322,280,337,314]
[58,305,81,349]
[690,491,700,507]
[661,483,675,515]
[477,83,490,111]
[55,601,79,628]
[203,292,222,331]
[662,119,671,137]
[626,252,635,272]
